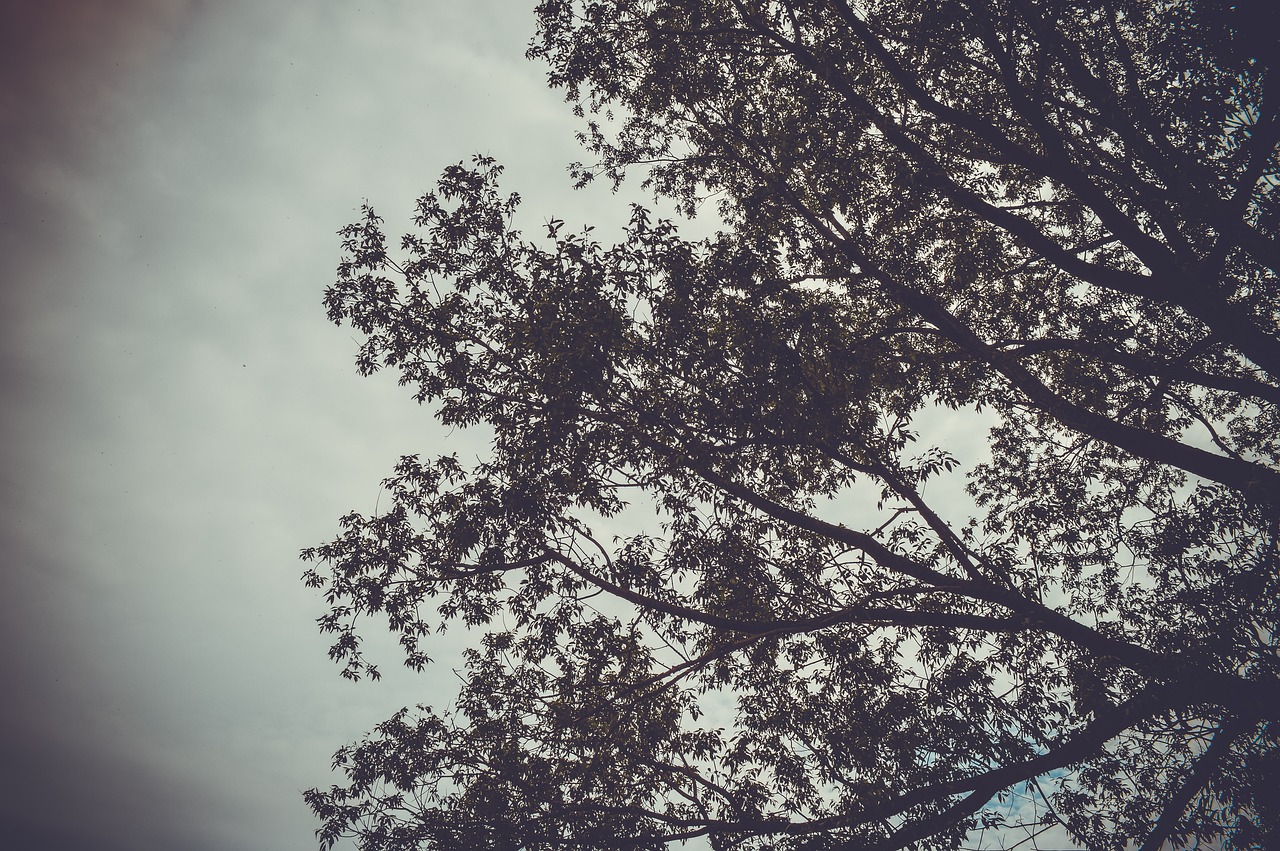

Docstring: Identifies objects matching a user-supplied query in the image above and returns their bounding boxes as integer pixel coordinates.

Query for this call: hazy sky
[0,2,637,848]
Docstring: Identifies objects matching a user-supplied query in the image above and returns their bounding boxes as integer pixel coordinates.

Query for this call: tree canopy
[301,1,1280,849]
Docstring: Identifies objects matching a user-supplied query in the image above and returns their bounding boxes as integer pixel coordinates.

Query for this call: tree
[301,1,1280,849]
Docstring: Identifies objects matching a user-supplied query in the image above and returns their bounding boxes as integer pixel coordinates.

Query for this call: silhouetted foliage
[302,1,1280,849]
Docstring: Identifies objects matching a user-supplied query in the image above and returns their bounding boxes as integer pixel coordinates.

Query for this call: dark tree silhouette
[302,1,1280,849]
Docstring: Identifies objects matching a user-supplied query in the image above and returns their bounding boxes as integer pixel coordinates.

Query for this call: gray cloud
[1,2,609,848]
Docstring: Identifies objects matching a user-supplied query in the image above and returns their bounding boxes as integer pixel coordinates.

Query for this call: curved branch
[997,337,1280,408]
[544,547,1015,636]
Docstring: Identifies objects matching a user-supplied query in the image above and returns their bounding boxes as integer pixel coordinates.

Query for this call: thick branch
[999,337,1280,408]
[883,278,1280,507]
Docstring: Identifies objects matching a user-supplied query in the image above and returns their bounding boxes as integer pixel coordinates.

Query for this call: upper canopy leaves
[303,2,1280,849]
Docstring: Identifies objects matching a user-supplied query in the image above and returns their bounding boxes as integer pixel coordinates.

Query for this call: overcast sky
[0,2,642,848]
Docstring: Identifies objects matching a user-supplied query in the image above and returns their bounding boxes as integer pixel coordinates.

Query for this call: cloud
[0,2,586,849]
[0,0,198,233]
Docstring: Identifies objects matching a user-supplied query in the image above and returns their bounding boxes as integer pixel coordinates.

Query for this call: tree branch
[1134,714,1256,851]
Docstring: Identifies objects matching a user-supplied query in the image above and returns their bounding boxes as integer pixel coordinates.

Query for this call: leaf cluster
[303,2,1280,849]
